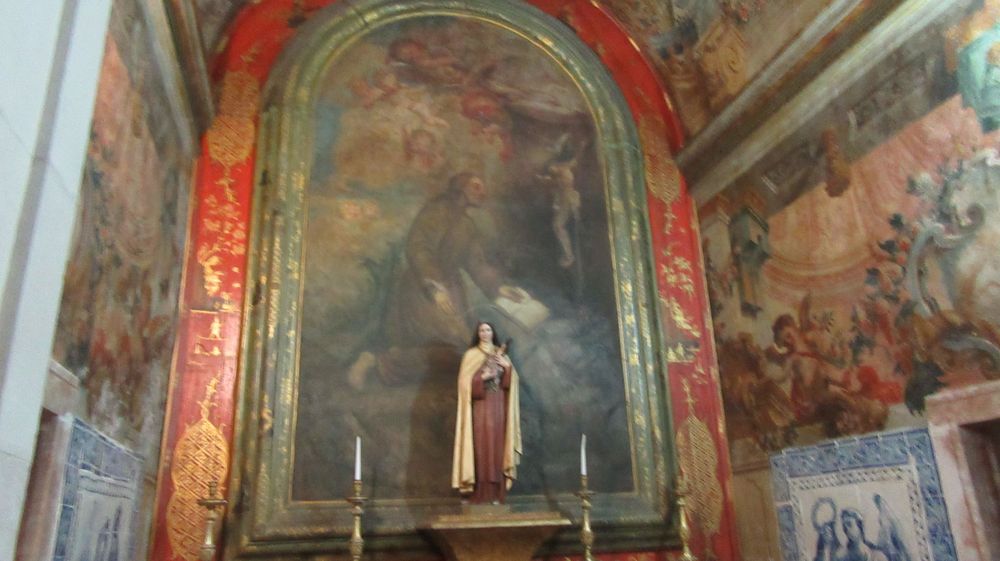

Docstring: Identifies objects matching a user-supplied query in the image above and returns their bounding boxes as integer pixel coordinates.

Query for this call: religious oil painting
[291,15,633,502]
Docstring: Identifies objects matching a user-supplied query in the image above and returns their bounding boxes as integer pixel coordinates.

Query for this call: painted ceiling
[186,0,899,203]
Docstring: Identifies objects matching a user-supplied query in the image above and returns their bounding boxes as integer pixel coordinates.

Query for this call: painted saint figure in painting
[452,322,522,503]
[348,172,528,388]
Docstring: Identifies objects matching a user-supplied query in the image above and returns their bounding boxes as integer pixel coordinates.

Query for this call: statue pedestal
[425,510,571,561]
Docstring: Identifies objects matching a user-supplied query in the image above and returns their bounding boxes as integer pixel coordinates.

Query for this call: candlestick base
[675,472,699,561]
[577,475,595,561]
[197,480,228,561]
[346,479,366,561]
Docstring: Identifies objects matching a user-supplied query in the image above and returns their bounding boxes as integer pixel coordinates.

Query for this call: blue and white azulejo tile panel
[771,427,956,561]
[52,418,143,561]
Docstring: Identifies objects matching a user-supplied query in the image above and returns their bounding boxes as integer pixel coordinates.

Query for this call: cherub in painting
[351,68,449,130]
[349,68,400,108]
[403,128,444,172]
[388,37,468,86]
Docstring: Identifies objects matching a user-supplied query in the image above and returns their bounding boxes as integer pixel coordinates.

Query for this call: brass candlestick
[346,479,366,561]
[197,480,228,561]
[676,472,698,561]
[576,474,595,561]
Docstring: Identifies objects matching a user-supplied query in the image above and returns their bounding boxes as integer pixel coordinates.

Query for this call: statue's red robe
[452,344,522,503]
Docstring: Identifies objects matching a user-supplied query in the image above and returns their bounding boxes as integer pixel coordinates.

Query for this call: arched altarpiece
[236,0,669,555]
[147,2,740,561]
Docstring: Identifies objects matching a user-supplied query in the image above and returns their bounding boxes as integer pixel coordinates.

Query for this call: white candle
[354,436,361,481]
[580,434,587,476]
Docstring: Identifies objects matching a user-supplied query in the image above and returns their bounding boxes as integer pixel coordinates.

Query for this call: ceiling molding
[676,0,901,185]
[135,0,199,155]
[163,0,215,130]
[688,0,967,207]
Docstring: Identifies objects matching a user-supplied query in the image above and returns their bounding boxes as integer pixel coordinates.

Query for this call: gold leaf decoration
[166,379,229,561]
[207,71,260,170]
[676,383,723,538]
[166,416,229,561]
[639,116,681,204]
[219,71,260,119]
[207,115,255,169]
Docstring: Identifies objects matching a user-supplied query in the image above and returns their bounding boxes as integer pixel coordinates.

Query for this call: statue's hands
[496,354,512,369]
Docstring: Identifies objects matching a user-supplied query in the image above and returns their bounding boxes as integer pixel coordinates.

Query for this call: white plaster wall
[0,0,112,557]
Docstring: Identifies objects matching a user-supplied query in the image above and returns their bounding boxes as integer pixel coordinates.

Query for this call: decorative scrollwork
[676,381,723,539]
[166,378,230,561]
[639,116,681,205]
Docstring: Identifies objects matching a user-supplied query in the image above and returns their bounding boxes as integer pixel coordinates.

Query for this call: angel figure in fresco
[536,133,583,268]
[717,334,796,449]
[767,294,887,435]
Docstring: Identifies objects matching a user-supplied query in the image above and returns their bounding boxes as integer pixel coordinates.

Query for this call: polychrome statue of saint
[452,322,522,503]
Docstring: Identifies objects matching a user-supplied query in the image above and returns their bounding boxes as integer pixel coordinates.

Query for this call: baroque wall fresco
[51,0,188,554]
[699,0,1000,466]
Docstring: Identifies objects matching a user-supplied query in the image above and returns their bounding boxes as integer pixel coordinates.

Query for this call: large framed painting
[229,0,674,556]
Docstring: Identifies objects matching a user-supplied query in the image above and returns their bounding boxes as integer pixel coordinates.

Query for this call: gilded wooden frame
[227,1,677,557]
